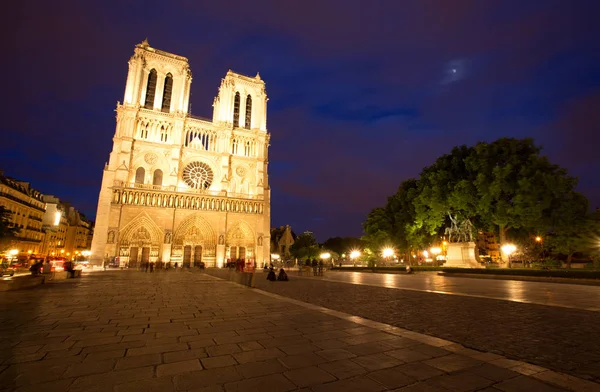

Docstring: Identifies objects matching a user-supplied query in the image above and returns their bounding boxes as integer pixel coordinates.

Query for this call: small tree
[0,206,19,252]
[290,232,319,261]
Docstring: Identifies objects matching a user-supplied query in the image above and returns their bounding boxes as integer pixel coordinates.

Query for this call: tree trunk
[567,253,572,269]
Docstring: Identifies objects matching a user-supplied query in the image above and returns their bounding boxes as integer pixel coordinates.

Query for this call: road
[310,271,600,311]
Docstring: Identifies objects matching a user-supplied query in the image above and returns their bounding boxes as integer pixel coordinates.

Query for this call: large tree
[413,138,580,252]
[467,138,578,245]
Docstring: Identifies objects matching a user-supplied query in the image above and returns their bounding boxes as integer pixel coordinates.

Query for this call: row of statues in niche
[112,190,263,214]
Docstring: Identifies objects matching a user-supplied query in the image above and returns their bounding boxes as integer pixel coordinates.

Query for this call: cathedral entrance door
[230,246,237,260]
[183,246,192,265]
[193,246,202,267]
[239,247,246,260]
[141,247,150,265]
[130,247,139,268]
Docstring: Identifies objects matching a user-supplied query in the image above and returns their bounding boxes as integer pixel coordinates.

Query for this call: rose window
[183,162,214,189]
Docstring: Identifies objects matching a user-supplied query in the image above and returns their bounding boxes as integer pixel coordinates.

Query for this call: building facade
[0,172,45,254]
[90,40,271,268]
[270,225,295,260]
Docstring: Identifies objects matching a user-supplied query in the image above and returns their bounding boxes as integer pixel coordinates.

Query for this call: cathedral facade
[90,40,270,268]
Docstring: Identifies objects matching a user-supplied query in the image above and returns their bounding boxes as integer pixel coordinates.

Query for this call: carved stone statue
[445,213,473,243]
[218,234,224,245]
[107,231,115,244]
[165,232,172,244]
[257,236,263,246]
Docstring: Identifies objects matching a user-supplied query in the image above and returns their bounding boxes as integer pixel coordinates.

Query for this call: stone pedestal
[444,242,481,268]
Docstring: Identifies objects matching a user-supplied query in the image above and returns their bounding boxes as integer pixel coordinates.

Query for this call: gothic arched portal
[173,214,217,267]
[118,212,163,268]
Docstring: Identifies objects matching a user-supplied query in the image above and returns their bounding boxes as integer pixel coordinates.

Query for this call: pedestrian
[174,262,178,272]
[43,259,53,280]
[312,259,318,276]
[277,268,288,281]
[266,266,276,281]
[149,262,154,273]
[145,262,149,272]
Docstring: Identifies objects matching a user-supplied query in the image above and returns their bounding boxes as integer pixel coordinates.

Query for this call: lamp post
[501,244,517,268]
[382,248,394,266]
[349,250,361,267]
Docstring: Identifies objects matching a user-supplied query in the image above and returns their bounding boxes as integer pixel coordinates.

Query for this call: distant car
[1,264,16,277]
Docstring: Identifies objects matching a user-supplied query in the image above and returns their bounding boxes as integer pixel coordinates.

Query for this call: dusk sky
[2,1,599,242]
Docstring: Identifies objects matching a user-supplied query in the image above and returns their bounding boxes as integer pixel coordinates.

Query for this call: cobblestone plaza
[1,270,599,391]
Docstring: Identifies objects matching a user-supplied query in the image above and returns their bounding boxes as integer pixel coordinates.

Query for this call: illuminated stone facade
[90,40,271,268]
[0,172,45,254]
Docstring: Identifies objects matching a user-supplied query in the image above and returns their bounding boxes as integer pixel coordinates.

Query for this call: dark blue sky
[2,1,599,241]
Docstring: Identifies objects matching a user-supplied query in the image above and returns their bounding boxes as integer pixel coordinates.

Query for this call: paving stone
[278,352,327,369]
[13,377,75,392]
[224,373,297,392]
[235,358,288,378]
[175,366,243,390]
[393,381,451,391]
[115,353,162,370]
[494,374,566,392]
[163,348,208,363]
[126,342,188,356]
[345,341,394,356]
[468,363,521,382]
[157,358,203,377]
[232,347,285,364]
[278,342,322,355]
[352,352,404,371]
[425,353,483,373]
[114,375,176,392]
[318,358,368,379]
[66,358,116,378]
[206,343,242,357]
[201,354,238,369]
[315,348,357,361]
[69,366,155,391]
[532,370,600,392]
[237,341,263,351]
[84,349,126,361]
[284,365,337,387]
[394,362,446,381]
[386,347,437,363]
[311,375,387,392]
[427,371,496,391]
[367,366,416,389]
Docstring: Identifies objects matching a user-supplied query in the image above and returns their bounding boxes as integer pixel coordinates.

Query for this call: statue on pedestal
[444,213,473,243]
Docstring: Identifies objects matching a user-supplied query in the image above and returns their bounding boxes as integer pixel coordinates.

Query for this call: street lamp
[535,236,542,243]
[381,248,394,266]
[349,250,361,266]
[501,244,517,268]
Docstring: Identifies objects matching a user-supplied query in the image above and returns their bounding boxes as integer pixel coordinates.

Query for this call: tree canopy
[362,137,594,265]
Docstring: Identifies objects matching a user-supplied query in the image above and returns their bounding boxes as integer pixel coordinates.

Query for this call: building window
[233,92,240,128]
[160,126,168,142]
[153,169,163,186]
[144,69,157,109]
[245,95,252,129]
[231,138,239,155]
[161,73,173,112]
[135,167,145,184]
[183,162,214,190]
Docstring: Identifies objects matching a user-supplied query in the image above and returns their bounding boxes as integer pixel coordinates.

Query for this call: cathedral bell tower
[122,38,192,114]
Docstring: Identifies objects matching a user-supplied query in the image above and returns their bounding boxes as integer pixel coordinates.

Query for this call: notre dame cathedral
[90,40,271,268]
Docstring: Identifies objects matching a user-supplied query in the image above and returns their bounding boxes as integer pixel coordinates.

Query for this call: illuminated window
[233,92,240,127]
[153,170,163,186]
[161,73,173,112]
[135,167,145,184]
[144,69,157,109]
[245,95,252,129]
